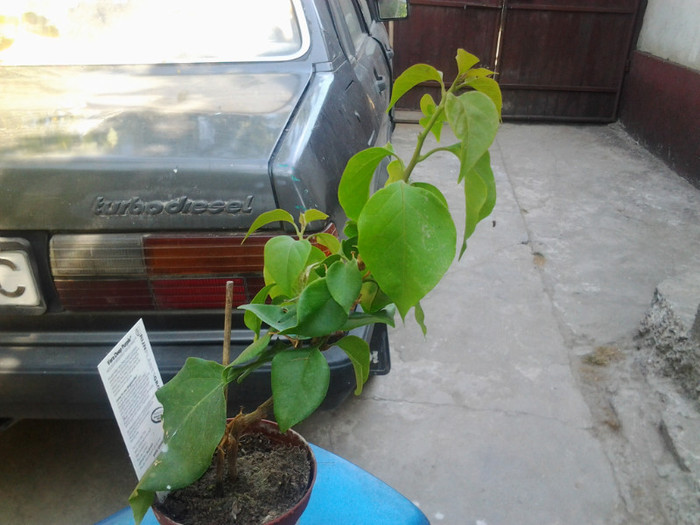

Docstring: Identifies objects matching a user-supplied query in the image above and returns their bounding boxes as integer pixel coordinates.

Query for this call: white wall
[636,0,700,70]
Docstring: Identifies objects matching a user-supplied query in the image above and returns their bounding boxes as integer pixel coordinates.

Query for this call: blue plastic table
[97,444,429,525]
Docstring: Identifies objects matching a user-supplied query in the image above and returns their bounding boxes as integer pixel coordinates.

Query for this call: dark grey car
[0,0,407,418]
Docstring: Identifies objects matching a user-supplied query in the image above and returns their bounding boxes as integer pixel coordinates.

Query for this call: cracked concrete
[1,123,699,524]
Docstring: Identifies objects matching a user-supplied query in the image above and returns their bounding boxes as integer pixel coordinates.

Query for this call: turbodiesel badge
[92,195,255,217]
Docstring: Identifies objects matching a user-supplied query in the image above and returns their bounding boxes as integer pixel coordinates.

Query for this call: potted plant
[129,49,502,525]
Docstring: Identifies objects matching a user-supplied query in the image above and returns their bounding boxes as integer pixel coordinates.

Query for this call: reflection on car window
[0,0,308,65]
[337,0,365,55]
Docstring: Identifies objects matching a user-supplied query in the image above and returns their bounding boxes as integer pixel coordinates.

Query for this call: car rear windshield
[0,0,308,66]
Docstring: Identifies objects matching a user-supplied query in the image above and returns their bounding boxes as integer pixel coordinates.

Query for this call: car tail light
[50,226,335,311]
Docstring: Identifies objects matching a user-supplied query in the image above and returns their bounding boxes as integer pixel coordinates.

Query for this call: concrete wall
[636,0,700,70]
[620,0,700,187]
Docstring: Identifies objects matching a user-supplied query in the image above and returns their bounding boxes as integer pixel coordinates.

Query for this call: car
[0,0,409,419]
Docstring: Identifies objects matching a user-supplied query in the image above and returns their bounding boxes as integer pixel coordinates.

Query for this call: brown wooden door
[392,0,643,122]
[392,0,503,114]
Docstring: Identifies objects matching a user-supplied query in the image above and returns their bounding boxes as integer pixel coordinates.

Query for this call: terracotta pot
[152,419,317,525]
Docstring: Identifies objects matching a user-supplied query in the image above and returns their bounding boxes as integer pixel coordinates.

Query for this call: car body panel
[0,0,402,419]
[0,65,308,231]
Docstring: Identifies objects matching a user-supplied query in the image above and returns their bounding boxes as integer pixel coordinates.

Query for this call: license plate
[0,239,42,309]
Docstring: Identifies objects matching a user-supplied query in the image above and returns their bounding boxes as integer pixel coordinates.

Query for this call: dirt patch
[582,345,624,367]
[156,433,311,525]
[532,252,547,268]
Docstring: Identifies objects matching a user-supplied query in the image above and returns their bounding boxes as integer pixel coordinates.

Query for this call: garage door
[393,0,643,122]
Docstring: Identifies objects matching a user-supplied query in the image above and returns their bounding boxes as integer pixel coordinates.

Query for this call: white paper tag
[98,319,164,480]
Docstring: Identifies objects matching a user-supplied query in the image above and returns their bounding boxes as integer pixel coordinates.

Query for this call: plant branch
[223,396,274,483]
[418,145,459,163]
[401,80,463,182]
[401,107,442,182]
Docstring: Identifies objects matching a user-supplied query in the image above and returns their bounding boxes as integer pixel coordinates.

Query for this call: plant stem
[222,396,274,485]
[222,282,234,403]
[402,107,442,182]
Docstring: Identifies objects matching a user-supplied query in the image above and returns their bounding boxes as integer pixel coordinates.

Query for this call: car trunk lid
[0,65,311,231]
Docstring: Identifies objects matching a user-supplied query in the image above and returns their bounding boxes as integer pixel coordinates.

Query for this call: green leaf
[466,76,503,118]
[300,209,329,233]
[443,142,463,158]
[465,67,494,79]
[339,146,395,221]
[341,307,396,331]
[462,158,488,245]
[233,341,285,384]
[272,348,330,432]
[230,332,272,367]
[154,358,227,484]
[130,358,227,523]
[386,158,405,185]
[305,244,327,269]
[244,283,276,336]
[312,254,341,278]
[264,236,312,297]
[343,220,358,239]
[312,232,341,255]
[456,49,480,75]
[244,209,297,241]
[460,151,496,257]
[359,280,393,313]
[411,181,449,209]
[445,91,500,177]
[301,209,328,223]
[419,93,436,118]
[341,236,359,261]
[294,278,348,337]
[326,259,363,311]
[357,182,456,318]
[129,488,154,525]
[239,303,298,332]
[335,335,371,395]
[414,301,427,336]
[389,63,444,111]
[476,153,497,222]
[302,245,327,287]
[419,94,444,142]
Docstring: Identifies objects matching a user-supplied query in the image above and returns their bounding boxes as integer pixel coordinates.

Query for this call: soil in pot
[155,432,312,525]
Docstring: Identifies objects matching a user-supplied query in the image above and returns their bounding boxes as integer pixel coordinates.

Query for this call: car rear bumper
[0,323,390,419]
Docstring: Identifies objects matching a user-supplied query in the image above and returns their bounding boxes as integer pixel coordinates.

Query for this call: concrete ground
[1,123,699,524]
